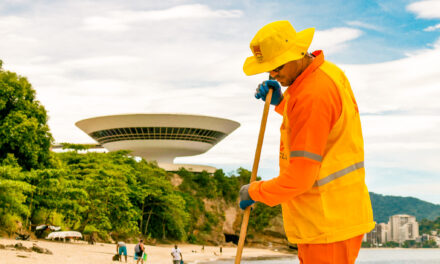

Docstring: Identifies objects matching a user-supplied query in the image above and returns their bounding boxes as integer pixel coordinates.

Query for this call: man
[116,241,127,262]
[134,239,145,264]
[170,244,183,264]
[239,20,374,264]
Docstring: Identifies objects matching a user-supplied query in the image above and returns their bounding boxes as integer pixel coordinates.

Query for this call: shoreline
[361,247,440,250]
[197,255,295,264]
[0,237,294,264]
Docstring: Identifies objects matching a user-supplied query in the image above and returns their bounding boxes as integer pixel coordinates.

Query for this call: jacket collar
[286,50,324,94]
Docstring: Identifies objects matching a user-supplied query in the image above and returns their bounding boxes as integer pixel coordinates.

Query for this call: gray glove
[239,184,255,210]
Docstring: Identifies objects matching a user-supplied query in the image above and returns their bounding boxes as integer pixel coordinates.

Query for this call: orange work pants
[297,234,363,264]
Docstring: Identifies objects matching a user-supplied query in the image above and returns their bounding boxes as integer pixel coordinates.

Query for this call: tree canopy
[0,62,53,170]
[0,147,279,243]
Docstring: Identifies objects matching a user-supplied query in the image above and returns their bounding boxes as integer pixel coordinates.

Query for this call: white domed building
[75,114,240,173]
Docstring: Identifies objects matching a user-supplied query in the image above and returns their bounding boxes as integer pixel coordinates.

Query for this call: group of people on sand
[115,240,183,264]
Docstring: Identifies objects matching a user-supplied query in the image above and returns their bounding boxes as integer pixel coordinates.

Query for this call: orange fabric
[248,50,342,206]
[249,50,374,244]
[297,234,364,264]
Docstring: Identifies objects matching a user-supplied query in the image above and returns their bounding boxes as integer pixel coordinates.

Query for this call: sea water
[200,249,440,264]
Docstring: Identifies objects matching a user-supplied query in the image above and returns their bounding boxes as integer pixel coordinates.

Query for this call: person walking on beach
[171,244,183,264]
[116,241,127,262]
[239,20,374,264]
[134,239,145,264]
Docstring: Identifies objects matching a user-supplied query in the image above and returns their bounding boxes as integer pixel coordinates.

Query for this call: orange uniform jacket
[248,50,374,244]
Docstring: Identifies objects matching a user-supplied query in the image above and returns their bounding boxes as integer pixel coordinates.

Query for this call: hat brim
[243,27,315,76]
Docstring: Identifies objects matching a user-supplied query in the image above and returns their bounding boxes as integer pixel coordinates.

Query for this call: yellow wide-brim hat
[243,21,315,76]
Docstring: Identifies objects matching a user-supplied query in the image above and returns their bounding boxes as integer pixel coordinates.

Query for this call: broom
[234,79,274,263]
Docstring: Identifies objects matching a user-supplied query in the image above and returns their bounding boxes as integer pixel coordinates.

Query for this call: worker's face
[269,59,303,87]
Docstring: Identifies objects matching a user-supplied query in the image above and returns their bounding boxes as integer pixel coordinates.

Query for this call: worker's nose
[269,71,278,79]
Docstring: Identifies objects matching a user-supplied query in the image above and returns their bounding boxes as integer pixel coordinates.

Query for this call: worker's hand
[255,80,283,106]
[239,184,255,210]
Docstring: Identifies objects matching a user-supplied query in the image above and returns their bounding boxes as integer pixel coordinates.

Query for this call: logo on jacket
[280,142,287,160]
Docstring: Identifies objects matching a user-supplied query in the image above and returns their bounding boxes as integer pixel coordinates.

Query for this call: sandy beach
[0,238,293,264]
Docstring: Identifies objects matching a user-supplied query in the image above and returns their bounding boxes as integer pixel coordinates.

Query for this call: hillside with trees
[370,192,440,223]
[0,148,280,244]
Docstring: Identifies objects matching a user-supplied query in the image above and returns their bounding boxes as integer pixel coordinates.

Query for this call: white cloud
[424,23,440,31]
[309,27,363,54]
[0,15,37,46]
[371,182,440,204]
[0,16,28,34]
[346,20,382,31]
[407,0,440,19]
[342,38,440,116]
[361,115,440,171]
[83,4,243,31]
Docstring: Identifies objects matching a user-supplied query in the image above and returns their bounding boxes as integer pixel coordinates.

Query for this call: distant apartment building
[389,214,419,243]
[364,222,389,245]
[364,214,419,245]
[377,223,389,244]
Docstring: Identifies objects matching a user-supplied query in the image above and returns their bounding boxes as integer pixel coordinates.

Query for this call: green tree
[213,169,239,203]
[193,171,217,199]
[53,151,190,241]
[402,240,417,248]
[61,143,93,151]
[421,239,438,248]
[0,62,53,170]
[248,203,282,232]
[419,217,440,235]
[133,160,189,241]
[59,151,140,239]
[361,241,372,248]
[0,165,33,235]
[25,168,87,231]
[383,241,399,248]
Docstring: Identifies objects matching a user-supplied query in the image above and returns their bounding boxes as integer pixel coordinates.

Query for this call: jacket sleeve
[248,76,342,206]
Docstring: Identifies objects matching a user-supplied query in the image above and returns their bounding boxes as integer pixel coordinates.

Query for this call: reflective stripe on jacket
[248,50,374,244]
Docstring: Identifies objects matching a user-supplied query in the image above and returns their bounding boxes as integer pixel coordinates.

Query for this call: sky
[1,0,439,204]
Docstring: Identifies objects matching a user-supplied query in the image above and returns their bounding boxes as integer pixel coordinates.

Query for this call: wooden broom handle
[234,88,273,264]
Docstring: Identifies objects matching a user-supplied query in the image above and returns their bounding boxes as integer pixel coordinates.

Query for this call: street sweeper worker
[239,20,375,264]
